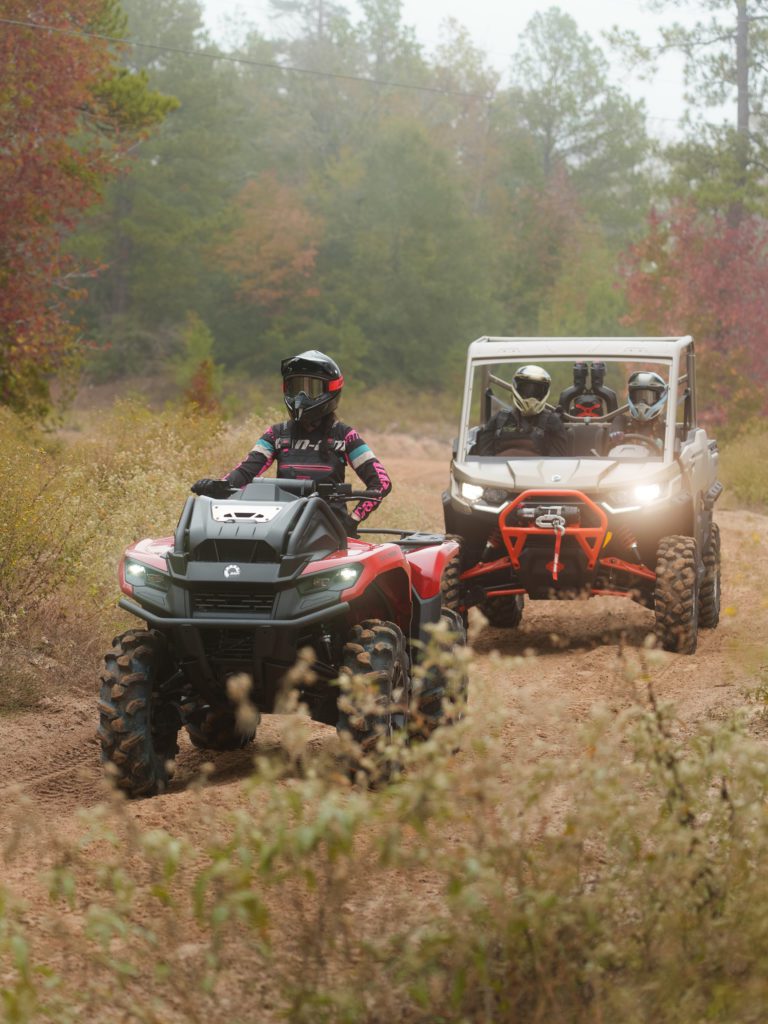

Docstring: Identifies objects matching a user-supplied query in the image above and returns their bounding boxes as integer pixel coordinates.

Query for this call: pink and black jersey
[225,419,391,523]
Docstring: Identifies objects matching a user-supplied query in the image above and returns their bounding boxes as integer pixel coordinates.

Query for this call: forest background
[4,0,768,431]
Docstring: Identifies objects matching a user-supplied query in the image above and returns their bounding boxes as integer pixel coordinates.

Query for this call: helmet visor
[631,386,663,407]
[284,375,326,398]
[516,378,549,401]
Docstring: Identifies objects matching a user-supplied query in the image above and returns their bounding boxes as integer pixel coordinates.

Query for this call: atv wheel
[654,536,699,655]
[480,593,524,629]
[337,619,410,780]
[441,548,462,611]
[99,630,180,798]
[185,702,256,751]
[413,607,468,739]
[699,522,721,629]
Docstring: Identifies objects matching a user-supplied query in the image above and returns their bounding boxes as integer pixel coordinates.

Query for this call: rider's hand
[191,478,232,498]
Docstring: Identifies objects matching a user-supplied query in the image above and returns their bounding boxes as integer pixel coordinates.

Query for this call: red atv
[99,479,465,797]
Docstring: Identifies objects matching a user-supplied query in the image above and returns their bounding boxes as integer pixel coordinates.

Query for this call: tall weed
[5,654,768,1022]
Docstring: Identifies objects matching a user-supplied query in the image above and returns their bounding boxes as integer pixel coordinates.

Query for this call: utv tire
[337,619,410,781]
[185,703,255,751]
[99,630,180,798]
[413,607,468,739]
[654,536,699,655]
[699,522,721,629]
[480,593,524,629]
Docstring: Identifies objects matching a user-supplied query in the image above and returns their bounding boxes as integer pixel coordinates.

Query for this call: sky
[200,0,709,141]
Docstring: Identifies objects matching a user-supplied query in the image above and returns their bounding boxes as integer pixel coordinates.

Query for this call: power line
[0,16,490,101]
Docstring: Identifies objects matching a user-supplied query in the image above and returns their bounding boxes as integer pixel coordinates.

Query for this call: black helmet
[281,350,343,428]
[627,370,667,422]
[511,364,551,416]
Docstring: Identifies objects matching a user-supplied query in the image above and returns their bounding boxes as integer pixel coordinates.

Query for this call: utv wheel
[413,607,468,739]
[99,630,180,798]
[337,619,410,781]
[480,593,524,629]
[699,522,721,629]
[185,703,255,751]
[654,536,699,655]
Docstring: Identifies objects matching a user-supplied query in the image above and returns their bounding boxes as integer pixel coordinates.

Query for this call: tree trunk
[729,0,749,225]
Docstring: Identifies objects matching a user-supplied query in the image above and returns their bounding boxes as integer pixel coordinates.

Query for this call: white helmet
[511,365,551,416]
[628,370,668,422]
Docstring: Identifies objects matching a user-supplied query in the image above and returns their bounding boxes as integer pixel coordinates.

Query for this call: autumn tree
[622,203,768,424]
[215,175,323,313]
[0,0,174,415]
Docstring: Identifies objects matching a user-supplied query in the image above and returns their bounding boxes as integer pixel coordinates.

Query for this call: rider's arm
[344,430,392,523]
[224,426,277,488]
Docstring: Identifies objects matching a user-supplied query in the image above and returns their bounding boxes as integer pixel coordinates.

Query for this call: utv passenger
[191,350,391,537]
[608,370,668,452]
[472,364,567,457]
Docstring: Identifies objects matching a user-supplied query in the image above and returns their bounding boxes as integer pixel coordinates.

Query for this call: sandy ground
[0,435,765,1014]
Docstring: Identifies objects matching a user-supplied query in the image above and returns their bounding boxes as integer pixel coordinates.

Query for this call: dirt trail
[0,437,765,991]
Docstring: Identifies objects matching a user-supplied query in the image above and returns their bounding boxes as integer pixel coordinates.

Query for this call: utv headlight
[297,563,362,595]
[460,482,510,508]
[125,558,170,592]
[461,482,484,502]
[634,484,661,503]
[604,483,664,513]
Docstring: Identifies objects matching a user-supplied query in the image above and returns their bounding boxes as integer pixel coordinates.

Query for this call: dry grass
[1,404,768,1021]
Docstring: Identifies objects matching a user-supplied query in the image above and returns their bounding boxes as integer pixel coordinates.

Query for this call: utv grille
[192,586,274,616]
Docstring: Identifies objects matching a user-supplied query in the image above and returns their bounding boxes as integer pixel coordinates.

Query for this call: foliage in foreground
[3,652,768,1022]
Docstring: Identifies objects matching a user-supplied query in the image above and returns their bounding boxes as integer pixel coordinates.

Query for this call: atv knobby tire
[185,703,256,751]
[440,547,462,611]
[699,521,721,629]
[654,536,699,655]
[99,630,180,798]
[413,607,468,739]
[337,619,410,781]
[480,593,524,629]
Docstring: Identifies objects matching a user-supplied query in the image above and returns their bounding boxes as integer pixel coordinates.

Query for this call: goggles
[284,375,326,398]
[631,387,665,406]
[516,379,549,400]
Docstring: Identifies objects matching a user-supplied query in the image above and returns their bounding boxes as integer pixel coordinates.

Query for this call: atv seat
[564,421,610,457]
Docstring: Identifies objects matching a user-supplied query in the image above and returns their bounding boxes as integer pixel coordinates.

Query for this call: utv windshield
[461,358,678,462]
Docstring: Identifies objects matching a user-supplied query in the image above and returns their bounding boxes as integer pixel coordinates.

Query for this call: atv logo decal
[212,504,283,523]
[224,564,241,578]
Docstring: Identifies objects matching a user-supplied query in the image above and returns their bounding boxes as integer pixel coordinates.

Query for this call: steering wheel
[618,433,660,452]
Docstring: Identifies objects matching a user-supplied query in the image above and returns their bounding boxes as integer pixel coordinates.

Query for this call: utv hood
[456,456,673,496]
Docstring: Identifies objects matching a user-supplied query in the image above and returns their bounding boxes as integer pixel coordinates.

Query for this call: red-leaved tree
[0,1,172,415]
[622,203,768,426]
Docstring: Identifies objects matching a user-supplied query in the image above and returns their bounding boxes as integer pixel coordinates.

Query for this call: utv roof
[467,336,693,361]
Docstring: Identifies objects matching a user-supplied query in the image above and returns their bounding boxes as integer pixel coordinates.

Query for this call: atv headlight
[124,558,170,592]
[297,563,362,595]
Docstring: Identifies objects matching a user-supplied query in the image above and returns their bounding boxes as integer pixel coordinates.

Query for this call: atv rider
[472,364,567,457]
[191,351,391,537]
[608,370,668,452]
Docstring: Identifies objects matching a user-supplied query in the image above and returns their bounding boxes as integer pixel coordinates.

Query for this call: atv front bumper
[118,597,351,630]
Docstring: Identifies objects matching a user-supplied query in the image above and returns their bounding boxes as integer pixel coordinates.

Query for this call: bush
[720,426,768,509]
[5,654,768,1022]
